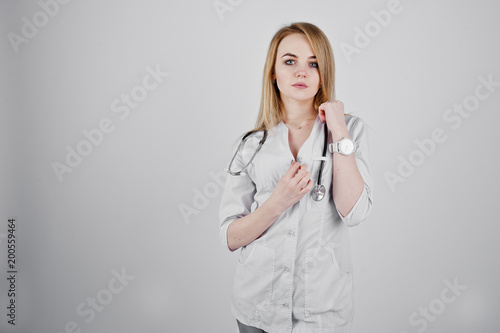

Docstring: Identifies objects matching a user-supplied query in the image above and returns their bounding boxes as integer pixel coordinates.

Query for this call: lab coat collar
[275,113,322,162]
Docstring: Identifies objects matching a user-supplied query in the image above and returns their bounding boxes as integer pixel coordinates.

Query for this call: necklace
[284,116,316,130]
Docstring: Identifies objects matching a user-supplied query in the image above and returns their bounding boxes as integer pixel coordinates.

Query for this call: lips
[293,82,308,88]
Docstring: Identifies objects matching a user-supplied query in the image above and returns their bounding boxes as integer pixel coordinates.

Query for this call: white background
[1,0,499,332]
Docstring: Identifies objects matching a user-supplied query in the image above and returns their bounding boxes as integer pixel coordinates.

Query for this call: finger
[285,161,302,179]
[297,172,311,188]
[294,164,308,178]
[300,178,313,192]
[295,163,308,172]
[294,166,310,184]
[318,107,326,123]
[305,177,315,191]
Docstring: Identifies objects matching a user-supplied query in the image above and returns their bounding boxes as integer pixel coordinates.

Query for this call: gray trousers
[236,319,267,333]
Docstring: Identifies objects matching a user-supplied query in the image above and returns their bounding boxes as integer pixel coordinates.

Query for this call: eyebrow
[281,53,316,59]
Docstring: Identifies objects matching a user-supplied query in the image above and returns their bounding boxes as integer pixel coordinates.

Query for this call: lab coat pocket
[304,245,353,320]
[233,243,276,311]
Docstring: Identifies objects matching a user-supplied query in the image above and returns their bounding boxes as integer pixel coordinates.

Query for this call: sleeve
[335,116,374,227]
[218,141,257,253]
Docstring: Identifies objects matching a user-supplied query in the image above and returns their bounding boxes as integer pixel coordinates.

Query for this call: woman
[219,22,374,333]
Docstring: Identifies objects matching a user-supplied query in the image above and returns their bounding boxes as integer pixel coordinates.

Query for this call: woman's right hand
[226,161,313,251]
[268,161,314,213]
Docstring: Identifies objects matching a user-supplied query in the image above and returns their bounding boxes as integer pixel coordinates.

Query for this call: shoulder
[238,130,266,154]
[242,130,266,144]
[345,114,362,127]
[344,114,372,139]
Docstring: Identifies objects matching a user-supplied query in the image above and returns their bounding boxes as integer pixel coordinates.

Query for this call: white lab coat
[219,114,374,333]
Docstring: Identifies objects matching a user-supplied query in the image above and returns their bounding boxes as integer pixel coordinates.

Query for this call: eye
[310,62,318,68]
[285,59,295,65]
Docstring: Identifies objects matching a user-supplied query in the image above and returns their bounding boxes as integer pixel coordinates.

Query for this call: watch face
[340,139,354,154]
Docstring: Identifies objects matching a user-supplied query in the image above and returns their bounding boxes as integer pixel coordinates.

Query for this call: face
[273,33,321,105]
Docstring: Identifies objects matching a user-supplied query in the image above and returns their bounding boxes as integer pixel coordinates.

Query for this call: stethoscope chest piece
[312,184,325,201]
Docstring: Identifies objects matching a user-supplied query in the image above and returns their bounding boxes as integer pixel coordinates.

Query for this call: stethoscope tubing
[316,121,328,187]
[227,122,329,200]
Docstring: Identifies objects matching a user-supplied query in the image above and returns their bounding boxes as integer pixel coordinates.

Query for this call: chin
[287,93,317,102]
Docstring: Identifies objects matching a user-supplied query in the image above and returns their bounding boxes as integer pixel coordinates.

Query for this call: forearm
[330,126,365,218]
[227,197,284,251]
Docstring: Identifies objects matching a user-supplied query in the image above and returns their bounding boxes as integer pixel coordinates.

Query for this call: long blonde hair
[241,22,344,140]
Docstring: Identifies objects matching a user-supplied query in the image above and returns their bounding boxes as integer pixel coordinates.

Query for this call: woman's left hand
[318,100,346,131]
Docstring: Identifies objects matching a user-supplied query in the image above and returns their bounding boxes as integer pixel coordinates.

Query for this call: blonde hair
[241,22,346,140]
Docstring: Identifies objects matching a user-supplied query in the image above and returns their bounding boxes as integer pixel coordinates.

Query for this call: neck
[280,97,317,123]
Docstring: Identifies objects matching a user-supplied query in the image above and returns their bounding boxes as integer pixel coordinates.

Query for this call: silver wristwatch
[329,137,357,155]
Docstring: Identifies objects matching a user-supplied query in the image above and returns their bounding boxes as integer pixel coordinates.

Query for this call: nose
[295,63,308,78]
[296,71,306,78]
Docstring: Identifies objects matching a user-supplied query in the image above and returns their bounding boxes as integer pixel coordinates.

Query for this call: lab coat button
[297,157,302,163]
[282,303,290,308]
[284,266,290,272]
[288,231,295,237]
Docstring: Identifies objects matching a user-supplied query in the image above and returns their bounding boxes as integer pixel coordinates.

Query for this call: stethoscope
[227,122,329,201]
